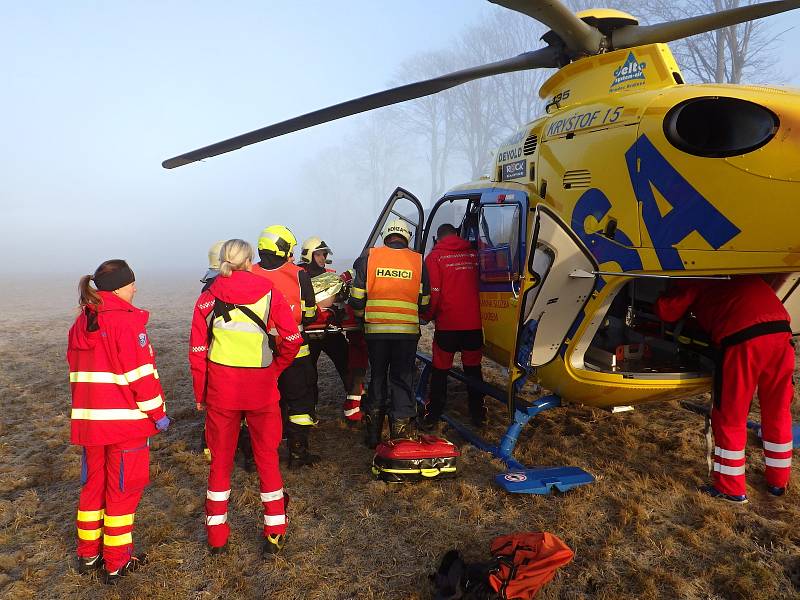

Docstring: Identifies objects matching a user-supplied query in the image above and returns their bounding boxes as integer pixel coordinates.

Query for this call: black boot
[423,368,448,431]
[390,417,416,440]
[287,427,320,470]
[363,409,385,449]
[464,365,487,427]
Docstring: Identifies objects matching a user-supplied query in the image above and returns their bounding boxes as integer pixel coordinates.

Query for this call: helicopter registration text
[546,106,622,137]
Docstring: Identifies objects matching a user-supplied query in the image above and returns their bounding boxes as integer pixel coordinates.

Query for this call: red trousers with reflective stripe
[712,333,794,496]
[205,403,286,548]
[76,437,149,573]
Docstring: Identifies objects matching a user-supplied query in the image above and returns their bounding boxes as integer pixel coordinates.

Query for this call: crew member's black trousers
[364,336,419,421]
[309,332,349,403]
[278,354,317,438]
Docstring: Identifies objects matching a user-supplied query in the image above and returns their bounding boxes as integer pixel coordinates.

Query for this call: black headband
[94,262,135,291]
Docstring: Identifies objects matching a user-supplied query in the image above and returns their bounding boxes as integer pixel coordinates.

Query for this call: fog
[3,1,800,282]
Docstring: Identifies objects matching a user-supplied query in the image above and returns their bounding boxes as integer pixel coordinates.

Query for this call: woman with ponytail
[189,239,302,557]
[68,259,170,584]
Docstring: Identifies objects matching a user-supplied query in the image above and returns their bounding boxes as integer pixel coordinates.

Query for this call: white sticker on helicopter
[504,473,528,482]
[610,52,647,92]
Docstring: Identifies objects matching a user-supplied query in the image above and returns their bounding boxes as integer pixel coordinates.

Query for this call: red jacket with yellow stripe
[67,291,166,446]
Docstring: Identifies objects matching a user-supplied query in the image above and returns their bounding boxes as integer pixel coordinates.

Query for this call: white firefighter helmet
[300,237,333,264]
[382,219,413,244]
[202,240,225,283]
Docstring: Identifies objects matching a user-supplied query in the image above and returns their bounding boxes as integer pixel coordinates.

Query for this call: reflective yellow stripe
[350,287,366,299]
[77,527,103,540]
[364,311,418,322]
[103,532,133,546]
[289,414,317,426]
[365,323,420,334]
[71,408,148,421]
[296,344,310,358]
[70,364,156,386]
[136,396,163,412]
[374,466,456,474]
[420,295,430,305]
[366,299,418,310]
[77,509,104,522]
[104,513,135,527]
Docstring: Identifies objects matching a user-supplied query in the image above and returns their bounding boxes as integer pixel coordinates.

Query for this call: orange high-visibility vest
[365,246,422,335]
[252,262,310,357]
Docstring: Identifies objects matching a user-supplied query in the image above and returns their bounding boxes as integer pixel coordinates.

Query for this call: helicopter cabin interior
[365,187,800,384]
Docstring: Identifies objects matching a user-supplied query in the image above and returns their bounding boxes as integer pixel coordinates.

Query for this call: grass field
[0,275,798,599]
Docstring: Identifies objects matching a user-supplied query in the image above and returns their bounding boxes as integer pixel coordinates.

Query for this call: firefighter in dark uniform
[299,237,369,423]
[252,225,321,469]
[349,219,430,447]
[298,238,350,403]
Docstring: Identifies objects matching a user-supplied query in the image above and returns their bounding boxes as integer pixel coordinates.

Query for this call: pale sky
[3,1,799,277]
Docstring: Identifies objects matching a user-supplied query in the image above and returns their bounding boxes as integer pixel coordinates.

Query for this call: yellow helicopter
[163,0,800,493]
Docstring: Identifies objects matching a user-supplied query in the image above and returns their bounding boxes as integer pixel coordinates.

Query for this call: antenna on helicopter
[162,0,800,169]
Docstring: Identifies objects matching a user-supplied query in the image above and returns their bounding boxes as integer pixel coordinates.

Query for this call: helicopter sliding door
[519,205,598,368]
[360,187,425,255]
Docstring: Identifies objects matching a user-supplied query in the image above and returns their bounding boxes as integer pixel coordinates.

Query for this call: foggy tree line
[303,0,787,234]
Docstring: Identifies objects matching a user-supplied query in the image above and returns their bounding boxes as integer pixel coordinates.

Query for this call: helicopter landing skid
[415,353,595,495]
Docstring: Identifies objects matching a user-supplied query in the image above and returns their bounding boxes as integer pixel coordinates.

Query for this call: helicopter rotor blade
[162,46,560,169]
[488,0,604,55]
[612,0,800,50]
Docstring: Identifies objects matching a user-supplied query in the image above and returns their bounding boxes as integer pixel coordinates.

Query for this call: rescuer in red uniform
[189,239,302,556]
[422,223,485,429]
[654,275,795,503]
[68,259,170,584]
[251,225,321,468]
[299,236,368,424]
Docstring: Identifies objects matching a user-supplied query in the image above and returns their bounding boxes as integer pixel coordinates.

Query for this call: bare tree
[348,113,415,214]
[391,51,459,204]
[610,0,786,83]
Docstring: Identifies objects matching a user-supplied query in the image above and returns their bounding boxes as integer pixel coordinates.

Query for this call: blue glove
[155,416,171,432]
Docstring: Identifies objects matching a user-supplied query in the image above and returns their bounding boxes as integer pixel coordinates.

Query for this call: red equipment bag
[487,532,574,599]
[372,435,460,483]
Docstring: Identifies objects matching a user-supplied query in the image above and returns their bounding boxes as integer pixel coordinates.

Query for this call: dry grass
[0,275,799,599]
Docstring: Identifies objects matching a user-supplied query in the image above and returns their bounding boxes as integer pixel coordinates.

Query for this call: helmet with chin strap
[300,237,333,264]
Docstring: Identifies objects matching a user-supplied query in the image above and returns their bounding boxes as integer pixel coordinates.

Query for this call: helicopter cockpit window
[477,204,521,283]
[664,97,779,158]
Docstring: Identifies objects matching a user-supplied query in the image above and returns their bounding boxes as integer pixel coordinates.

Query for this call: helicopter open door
[519,205,598,368]
[361,187,425,254]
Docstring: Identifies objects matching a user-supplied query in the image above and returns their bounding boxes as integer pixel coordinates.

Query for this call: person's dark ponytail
[78,274,102,307]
